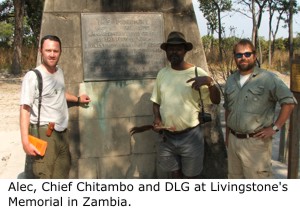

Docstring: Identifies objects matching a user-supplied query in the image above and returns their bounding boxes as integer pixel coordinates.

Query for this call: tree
[1,0,44,73]
[267,0,276,67]
[234,0,268,64]
[234,0,268,45]
[0,0,13,21]
[289,0,295,66]
[25,0,44,47]
[267,0,297,67]
[0,21,13,46]
[10,0,25,75]
[0,0,14,46]
[198,0,232,62]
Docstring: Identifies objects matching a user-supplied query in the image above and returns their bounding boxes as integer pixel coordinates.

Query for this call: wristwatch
[272,123,279,132]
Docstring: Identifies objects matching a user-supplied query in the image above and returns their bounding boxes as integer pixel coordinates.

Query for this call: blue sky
[192,0,300,39]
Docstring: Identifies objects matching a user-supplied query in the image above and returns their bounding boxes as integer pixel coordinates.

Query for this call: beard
[237,60,256,72]
[168,54,183,65]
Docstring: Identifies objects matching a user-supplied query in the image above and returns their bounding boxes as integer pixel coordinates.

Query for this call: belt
[30,124,48,128]
[230,129,256,139]
[166,125,198,135]
[30,124,66,133]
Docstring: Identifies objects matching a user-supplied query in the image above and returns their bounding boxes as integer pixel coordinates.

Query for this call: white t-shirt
[20,66,68,131]
[240,73,251,87]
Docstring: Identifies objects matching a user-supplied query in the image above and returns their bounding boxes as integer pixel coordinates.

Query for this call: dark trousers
[25,125,71,179]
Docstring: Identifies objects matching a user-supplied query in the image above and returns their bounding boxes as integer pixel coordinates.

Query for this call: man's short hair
[233,39,256,54]
[40,35,62,51]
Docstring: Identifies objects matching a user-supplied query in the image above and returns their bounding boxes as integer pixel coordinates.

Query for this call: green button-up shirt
[223,67,297,133]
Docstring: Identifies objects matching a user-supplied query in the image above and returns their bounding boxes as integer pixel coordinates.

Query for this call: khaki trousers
[227,133,273,179]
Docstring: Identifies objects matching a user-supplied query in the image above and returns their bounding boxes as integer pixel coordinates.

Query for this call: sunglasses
[234,52,254,59]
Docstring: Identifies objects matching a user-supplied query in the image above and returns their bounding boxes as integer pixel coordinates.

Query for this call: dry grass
[0,46,37,73]
[260,51,290,73]
[0,48,13,71]
[207,50,291,76]
[0,47,293,77]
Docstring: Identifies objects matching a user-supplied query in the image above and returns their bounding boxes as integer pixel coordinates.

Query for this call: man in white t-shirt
[150,31,221,178]
[20,35,91,179]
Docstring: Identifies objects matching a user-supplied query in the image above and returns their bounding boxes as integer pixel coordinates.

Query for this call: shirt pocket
[245,86,265,113]
[224,85,238,109]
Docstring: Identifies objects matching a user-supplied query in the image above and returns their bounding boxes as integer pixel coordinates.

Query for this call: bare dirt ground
[0,71,291,179]
[0,74,25,178]
[0,77,22,132]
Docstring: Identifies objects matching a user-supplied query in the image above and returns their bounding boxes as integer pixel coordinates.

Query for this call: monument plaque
[81,13,165,81]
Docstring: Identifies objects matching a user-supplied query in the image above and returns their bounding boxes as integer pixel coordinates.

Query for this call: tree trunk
[268,1,273,68]
[287,0,299,179]
[10,0,24,75]
[217,6,223,62]
[251,0,257,46]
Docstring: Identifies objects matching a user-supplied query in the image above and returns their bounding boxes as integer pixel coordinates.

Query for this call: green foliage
[23,16,37,46]
[258,37,269,54]
[0,21,13,46]
[0,0,13,21]
[0,0,14,47]
[274,38,286,51]
[25,0,44,46]
[0,15,33,47]
[0,0,43,72]
[294,33,300,49]
[198,0,218,35]
[201,35,214,52]
[198,0,232,36]
[222,36,239,52]
[0,0,43,47]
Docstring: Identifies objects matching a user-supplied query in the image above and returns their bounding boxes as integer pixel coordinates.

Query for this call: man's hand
[78,94,91,104]
[254,127,277,139]
[152,119,163,132]
[186,76,212,90]
[23,141,40,156]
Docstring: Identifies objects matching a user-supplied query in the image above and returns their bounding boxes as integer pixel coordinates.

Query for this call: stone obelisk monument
[39,0,227,178]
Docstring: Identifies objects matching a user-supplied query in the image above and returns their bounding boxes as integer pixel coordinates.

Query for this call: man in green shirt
[224,39,297,179]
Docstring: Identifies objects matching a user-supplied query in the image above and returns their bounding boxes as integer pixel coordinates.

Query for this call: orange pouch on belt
[46,122,55,137]
[28,135,48,156]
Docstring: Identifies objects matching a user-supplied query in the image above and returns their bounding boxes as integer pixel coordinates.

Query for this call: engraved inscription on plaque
[81,13,165,81]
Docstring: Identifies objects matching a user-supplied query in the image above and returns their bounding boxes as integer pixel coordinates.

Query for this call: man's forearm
[274,103,295,128]
[20,105,31,145]
[152,103,161,122]
[209,85,221,104]
[65,92,78,102]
